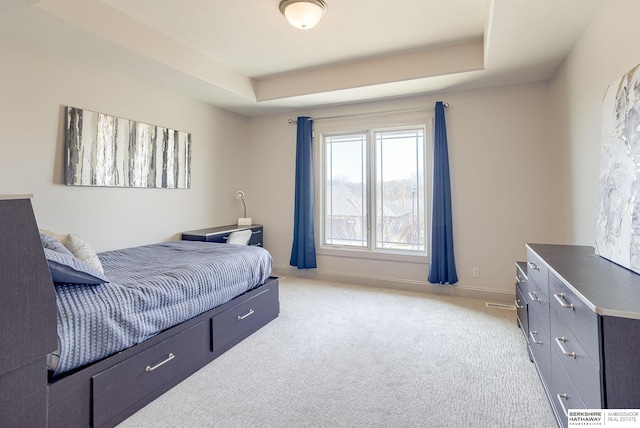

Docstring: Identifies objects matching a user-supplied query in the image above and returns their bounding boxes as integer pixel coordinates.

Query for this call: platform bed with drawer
[0,196,279,428]
[516,243,640,428]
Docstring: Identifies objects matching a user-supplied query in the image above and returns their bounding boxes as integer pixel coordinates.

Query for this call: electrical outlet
[472,267,480,278]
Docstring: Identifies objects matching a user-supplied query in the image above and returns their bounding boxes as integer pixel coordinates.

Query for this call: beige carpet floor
[118,278,558,428]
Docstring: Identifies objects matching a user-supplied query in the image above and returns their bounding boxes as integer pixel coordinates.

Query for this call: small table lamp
[236,191,252,225]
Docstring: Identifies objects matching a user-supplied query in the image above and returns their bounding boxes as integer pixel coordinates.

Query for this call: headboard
[0,195,57,426]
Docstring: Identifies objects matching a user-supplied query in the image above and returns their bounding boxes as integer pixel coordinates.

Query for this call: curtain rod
[287,103,449,124]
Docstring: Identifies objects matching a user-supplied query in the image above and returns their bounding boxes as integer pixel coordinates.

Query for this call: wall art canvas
[595,63,640,273]
[65,107,191,188]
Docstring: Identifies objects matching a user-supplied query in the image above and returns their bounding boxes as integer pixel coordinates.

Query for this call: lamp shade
[279,0,327,30]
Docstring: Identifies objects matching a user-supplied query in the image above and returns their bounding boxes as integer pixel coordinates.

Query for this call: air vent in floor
[485,302,516,310]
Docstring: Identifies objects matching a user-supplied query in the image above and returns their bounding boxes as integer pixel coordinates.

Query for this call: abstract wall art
[65,107,191,188]
[595,63,640,273]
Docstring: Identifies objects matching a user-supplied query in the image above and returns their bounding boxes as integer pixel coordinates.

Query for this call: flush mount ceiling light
[279,0,328,30]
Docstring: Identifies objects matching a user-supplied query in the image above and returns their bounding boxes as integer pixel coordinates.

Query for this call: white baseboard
[271,265,515,303]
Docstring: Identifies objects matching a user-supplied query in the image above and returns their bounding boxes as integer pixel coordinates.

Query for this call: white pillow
[227,229,252,245]
[63,234,104,273]
[40,229,104,273]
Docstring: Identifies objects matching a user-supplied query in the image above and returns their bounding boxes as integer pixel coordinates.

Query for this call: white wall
[249,0,640,301]
[247,84,560,300]
[0,37,249,252]
[7,0,633,300]
[549,0,640,245]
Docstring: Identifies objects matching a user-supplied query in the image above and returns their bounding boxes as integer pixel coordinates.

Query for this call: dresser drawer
[528,309,552,381]
[526,248,549,299]
[212,285,279,356]
[92,321,209,428]
[526,277,550,336]
[550,349,588,428]
[515,283,528,336]
[549,274,600,365]
[550,309,601,408]
[516,261,528,293]
[247,227,263,246]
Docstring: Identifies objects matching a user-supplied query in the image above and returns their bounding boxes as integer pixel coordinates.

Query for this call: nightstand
[181,224,263,247]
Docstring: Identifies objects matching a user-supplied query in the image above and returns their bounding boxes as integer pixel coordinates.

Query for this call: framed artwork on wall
[595,63,640,273]
[64,106,191,189]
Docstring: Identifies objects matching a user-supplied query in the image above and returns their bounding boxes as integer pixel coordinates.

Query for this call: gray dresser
[182,224,263,247]
[516,244,640,428]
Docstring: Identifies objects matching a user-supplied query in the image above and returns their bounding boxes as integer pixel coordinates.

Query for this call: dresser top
[182,224,262,237]
[0,194,32,200]
[527,243,640,320]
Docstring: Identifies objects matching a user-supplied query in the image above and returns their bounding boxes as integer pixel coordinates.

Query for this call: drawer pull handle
[237,309,254,320]
[527,262,540,271]
[514,299,524,309]
[555,337,576,358]
[515,275,522,283]
[528,292,540,303]
[556,393,569,417]
[529,330,542,345]
[145,353,175,372]
[553,293,575,310]
[252,230,262,235]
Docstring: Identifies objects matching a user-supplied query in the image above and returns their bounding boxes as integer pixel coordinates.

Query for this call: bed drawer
[212,285,279,355]
[92,321,209,428]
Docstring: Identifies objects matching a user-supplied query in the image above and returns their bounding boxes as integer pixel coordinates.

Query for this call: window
[321,124,428,256]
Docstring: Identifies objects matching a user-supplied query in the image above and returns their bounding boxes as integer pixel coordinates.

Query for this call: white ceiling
[0,0,607,116]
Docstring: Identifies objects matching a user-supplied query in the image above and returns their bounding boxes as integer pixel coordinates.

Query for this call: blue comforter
[52,241,272,375]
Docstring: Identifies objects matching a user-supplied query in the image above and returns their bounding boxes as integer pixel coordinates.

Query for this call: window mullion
[368,130,375,251]
[415,133,419,250]
[362,133,368,247]
[326,142,332,245]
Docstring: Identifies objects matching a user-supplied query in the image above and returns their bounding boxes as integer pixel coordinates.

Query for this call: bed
[0,197,280,428]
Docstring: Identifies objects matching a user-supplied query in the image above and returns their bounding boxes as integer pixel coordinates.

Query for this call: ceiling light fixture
[279,0,328,30]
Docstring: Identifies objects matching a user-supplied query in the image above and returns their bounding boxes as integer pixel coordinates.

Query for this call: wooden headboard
[0,195,57,426]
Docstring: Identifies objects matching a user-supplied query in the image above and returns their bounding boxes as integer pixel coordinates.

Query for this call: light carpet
[118,278,557,428]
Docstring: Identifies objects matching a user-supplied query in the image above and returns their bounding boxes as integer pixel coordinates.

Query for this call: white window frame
[314,114,433,263]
